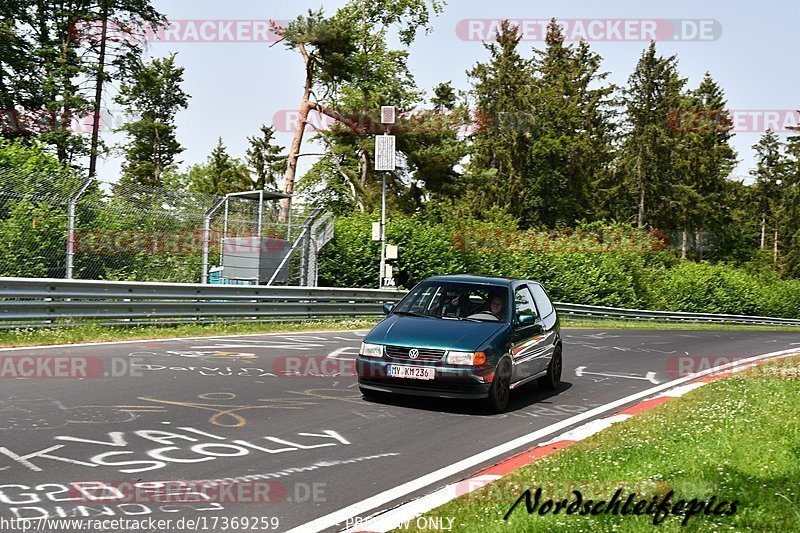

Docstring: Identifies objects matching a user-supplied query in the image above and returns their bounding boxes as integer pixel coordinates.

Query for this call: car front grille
[385,345,445,362]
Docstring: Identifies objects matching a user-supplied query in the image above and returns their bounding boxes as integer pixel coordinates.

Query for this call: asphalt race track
[0,328,798,532]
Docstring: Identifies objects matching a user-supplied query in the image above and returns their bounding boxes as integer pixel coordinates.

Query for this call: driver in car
[487,294,505,320]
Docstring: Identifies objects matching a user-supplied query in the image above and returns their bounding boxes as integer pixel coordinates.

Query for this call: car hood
[365,314,507,352]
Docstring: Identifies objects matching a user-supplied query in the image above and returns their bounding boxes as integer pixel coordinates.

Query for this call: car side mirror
[383,303,395,315]
[517,314,537,327]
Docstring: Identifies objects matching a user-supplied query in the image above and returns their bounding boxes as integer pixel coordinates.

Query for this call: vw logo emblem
[408,349,420,359]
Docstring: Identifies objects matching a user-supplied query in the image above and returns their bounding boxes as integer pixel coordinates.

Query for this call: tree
[272,0,445,220]
[185,138,250,196]
[617,42,686,228]
[115,54,190,189]
[0,138,82,277]
[526,19,616,226]
[465,20,534,221]
[750,131,787,260]
[780,116,800,276]
[669,73,736,258]
[245,125,286,190]
[1,1,164,166]
[431,82,456,112]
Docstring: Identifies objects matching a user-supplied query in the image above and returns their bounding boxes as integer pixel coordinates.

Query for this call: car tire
[538,344,562,391]
[486,359,512,413]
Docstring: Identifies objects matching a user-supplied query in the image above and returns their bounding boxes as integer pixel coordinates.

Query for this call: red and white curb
[343,348,799,533]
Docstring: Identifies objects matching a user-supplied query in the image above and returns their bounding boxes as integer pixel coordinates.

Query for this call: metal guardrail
[0,278,403,328]
[1,277,799,328]
[554,302,800,327]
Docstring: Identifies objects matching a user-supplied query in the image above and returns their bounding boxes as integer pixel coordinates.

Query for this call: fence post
[66,177,94,279]
[202,196,227,285]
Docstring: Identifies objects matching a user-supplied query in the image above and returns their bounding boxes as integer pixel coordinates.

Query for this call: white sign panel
[375,135,396,171]
[386,244,398,260]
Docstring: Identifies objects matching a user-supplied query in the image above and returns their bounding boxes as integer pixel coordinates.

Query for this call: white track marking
[538,414,632,446]
[575,366,660,384]
[326,346,360,360]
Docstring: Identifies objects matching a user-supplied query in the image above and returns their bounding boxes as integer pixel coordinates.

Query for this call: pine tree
[750,131,787,257]
[431,82,456,112]
[115,54,189,189]
[245,125,286,190]
[780,117,800,276]
[186,138,250,196]
[466,20,534,220]
[273,0,444,220]
[527,19,616,226]
[618,42,686,228]
[670,73,736,257]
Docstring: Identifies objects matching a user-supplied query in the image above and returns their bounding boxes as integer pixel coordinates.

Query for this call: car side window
[514,286,538,323]
[529,284,554,317]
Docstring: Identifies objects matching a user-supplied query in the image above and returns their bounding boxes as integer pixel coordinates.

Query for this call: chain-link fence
[0,168,332,285]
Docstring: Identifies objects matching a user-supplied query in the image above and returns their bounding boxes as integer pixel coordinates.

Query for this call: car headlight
[446,351,487,365]
[360,342,384,358]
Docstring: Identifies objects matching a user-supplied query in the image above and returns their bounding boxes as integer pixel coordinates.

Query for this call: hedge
[318,214,800,319]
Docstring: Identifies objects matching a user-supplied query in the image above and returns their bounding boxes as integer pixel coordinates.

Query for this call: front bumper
[357,356,493,399]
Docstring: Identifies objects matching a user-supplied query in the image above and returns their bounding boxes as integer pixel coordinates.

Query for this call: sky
[95,0,800,186]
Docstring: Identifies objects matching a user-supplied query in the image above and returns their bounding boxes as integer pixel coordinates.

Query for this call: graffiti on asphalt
[133,364,278,377]
[0,399,136,431]
[0,426,351,474]
[131,393,318,427]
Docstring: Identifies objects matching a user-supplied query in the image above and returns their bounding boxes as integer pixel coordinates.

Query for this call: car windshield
[393,281,508,322]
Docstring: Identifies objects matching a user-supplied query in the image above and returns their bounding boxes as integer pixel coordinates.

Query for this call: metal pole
[286,196,293,241]
[257,190,264,241]
[221,197,228,265]
[379,171,387,289]
[267,208,322,286]
[66,178,93,279]
[201,215,210,285]
[201,196,227,285]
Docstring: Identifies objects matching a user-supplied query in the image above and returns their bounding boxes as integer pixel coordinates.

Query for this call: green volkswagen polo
[356,274,562,412]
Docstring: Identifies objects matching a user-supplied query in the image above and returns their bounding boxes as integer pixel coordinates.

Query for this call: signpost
[375,107,397,288]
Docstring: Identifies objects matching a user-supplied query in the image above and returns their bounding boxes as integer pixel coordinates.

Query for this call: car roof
[424,274,521,287]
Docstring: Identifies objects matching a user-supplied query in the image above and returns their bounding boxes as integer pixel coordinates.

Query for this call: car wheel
[538,344,562,391]
[486,359,512,413]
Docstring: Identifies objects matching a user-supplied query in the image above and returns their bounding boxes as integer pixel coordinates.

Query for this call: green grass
[0,319,380,348]
[397,356,800,532]
[0,316,797,348]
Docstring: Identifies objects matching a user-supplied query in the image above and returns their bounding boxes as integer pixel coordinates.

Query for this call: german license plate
[386,365,435,380]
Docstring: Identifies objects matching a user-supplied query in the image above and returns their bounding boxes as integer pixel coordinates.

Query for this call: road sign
[386,244,398,260]
[381,106,396,124]
[375,135,396,171]
[372,222,381,241]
